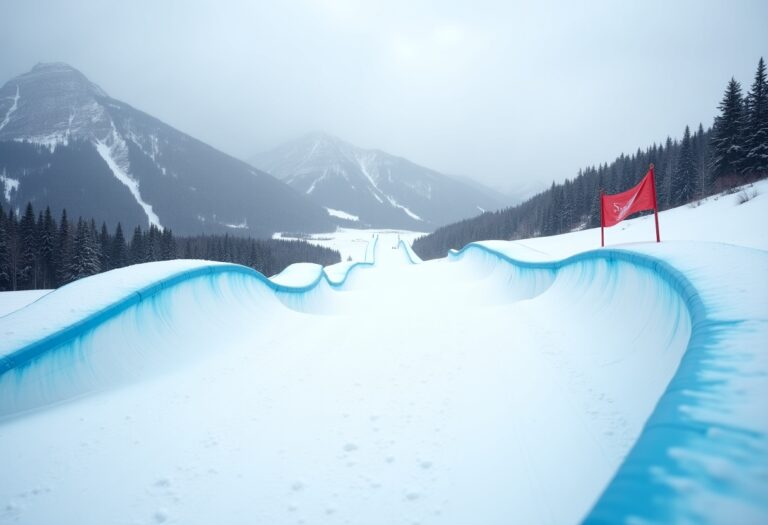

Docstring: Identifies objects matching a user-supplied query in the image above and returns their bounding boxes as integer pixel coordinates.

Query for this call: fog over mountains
[0,63,508,235]
[251,132,507,230]
[0,63,333,236]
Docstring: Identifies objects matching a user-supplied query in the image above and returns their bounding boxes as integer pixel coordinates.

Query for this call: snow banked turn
[0,239,378,382]
[0,233,766,524]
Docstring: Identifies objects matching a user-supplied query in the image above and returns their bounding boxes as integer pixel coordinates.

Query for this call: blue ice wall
[0,237,380,418]
[448,242,768,524]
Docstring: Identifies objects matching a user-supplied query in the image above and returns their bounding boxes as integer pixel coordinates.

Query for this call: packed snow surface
[0,290,51,317]
[0,182,766,525]
[273,228,424,263]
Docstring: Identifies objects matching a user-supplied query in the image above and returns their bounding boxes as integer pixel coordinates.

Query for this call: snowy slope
[0,189,766,524]
[0,63,333,235]
[494,179,768,258]
[251,132,508,230]
[0,290,50,317]
[274,228,425,263]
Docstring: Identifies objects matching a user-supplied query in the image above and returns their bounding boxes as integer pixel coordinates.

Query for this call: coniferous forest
[0,202,340,292]
[413,58,768,260]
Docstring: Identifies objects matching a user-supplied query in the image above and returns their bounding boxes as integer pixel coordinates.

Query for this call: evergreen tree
[5,209,19,290]
[111,223,127,269]
[99,222,111,271]
[66,218,101,281]
[588,170,605,228]
[39,207,56,288]
[129,225,145,264]
[672,126,698,205]
[87,219,102,266]
[710,78,746,183]
[695,123,711,196]
[543,182,558,235]
[17,202,38,289]
[744,57,768,175]
[561,180,574,231]
[56,209,73,286]
[0,210,11,291]
[146,225,161,261]
[161,228,176,260]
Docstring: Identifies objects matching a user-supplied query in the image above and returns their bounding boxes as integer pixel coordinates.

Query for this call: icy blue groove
[448,242,764,524]
[447,243,704,316]
[0,235,379,377]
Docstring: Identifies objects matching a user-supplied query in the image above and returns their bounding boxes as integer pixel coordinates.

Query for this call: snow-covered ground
[274,227,425,262]
[0,182,766,525]
[0,289,51,317]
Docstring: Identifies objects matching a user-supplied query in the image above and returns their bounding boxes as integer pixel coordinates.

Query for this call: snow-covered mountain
[250,133,508,229]
[0,63,333,236]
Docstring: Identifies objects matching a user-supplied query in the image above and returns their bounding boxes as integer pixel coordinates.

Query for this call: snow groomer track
[0,233,766,525]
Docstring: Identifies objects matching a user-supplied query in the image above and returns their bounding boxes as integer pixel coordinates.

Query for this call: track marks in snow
[1,486,52,523]
[526,312,636,464]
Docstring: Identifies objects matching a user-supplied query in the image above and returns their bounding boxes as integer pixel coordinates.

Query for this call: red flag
[600,165,660,246]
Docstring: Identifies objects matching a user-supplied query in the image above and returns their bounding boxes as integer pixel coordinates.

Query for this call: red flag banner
[601,172,656,227]
[600,165,660,245]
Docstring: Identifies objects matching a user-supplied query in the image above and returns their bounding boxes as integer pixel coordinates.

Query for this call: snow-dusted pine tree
[98,222,111,271]
[673,126,697,205]
[55,209,73,286]
[129,226,145,265]
[111,223,127,269]
[66,218,101,282]
[39,207,56,288]
[694,123,711,196]
[744,57,768,176]
[710,78,746,183]
[17,203,38,289]
[0,211,11,291]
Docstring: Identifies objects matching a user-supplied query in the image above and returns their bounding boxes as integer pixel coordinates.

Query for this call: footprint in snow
[153,509,169,523]
[405,491,421,501]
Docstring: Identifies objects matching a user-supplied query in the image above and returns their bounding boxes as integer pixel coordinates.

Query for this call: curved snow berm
[0,237,378,417]
[399,238,423,264]
[449,241,768,524]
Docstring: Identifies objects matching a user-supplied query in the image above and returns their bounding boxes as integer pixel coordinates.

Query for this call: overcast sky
[1,0,767,195]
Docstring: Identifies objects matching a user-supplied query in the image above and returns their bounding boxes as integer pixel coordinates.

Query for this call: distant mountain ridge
[250,132,508,230]
[0,63,333,236]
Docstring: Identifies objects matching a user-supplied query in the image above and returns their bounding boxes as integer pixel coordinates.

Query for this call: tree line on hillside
[413,57,768,260]
[175,234,340,277]
[0,202,340,292]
